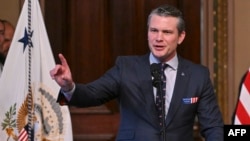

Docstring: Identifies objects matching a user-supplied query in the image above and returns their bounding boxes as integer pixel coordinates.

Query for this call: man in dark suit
[50,4,224,141]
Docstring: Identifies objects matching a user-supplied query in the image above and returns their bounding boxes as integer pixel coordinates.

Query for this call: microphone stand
[159,72,166,141]
[150,63,167,141]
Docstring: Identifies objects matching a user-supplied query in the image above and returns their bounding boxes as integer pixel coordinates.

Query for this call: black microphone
[150,63,161,88]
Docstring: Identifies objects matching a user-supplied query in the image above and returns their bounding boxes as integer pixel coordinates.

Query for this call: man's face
[2,23,14,57]
[0,21,4,47]
[147,14,185,62]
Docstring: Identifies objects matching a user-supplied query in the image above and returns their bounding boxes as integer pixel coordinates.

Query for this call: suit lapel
[136,54,159,127]
[165,57,190,127]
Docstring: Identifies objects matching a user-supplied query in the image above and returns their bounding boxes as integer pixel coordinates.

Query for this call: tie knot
[161,63,168,71]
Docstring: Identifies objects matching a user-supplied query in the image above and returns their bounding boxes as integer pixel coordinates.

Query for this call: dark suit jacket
[58,53,224,141]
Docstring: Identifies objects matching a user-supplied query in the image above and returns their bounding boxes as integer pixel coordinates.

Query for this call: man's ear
[178,31,186,45]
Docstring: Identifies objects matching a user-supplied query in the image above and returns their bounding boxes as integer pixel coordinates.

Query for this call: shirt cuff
[61,83,76,101]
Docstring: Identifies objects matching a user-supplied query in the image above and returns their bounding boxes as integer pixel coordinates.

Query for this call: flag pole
[27,0,34,140]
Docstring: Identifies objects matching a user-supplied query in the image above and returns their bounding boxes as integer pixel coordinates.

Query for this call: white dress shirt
[150,53,178,116]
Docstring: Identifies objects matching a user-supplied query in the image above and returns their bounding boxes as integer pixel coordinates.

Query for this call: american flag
[182,97,198,104]
[18,125,28,141]
[234,69,250,124]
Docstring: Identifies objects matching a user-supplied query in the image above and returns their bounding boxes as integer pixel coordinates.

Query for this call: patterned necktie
[155,63,168,126]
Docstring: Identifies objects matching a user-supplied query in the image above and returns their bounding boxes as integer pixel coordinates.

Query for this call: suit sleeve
[197,67,224,141]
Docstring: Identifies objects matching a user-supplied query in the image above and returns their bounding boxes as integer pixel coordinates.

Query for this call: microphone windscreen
[150,63,161,87]
[150,63,161,77]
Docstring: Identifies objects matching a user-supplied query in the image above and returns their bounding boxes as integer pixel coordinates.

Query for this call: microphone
[150,63,161,88]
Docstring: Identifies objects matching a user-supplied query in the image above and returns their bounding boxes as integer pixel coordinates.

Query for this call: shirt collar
[149,53,178,70]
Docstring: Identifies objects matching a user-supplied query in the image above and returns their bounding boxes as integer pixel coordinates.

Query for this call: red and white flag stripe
[191,97,198,104]
[18,127,28,141]
[234,69,250,124]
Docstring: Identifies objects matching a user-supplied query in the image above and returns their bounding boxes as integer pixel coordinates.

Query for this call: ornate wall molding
[201,0,235,124]
[213,0,230,123]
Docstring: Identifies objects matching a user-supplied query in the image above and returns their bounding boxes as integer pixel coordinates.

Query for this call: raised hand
[50,53,74,92]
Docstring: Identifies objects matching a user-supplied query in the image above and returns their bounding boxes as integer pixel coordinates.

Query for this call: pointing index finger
[58,53,69,68]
